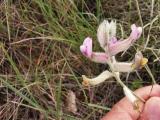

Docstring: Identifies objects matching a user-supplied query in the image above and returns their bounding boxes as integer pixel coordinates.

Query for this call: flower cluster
[80,20,148,110]
[80,20,147,86]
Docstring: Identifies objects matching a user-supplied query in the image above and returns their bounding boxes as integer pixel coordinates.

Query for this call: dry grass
[0,0,160,119]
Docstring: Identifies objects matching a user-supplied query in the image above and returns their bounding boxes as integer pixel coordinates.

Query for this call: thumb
[139,97,160,120]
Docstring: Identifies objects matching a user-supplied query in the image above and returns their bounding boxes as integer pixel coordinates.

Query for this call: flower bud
[131,51,148,69]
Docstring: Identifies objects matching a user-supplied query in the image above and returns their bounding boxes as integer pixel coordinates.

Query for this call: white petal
[137,27,142,33]
[110,20,116,37]
[82,70,113,86]
[123,86,137,104]
[113,62,133,72]
[97,20,108,49]
[97,20,117,50]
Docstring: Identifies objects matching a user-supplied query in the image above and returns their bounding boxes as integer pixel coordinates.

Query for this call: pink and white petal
[133,52,143,67]
[80,37,92,57]
[80,45,86,54]
[97,20,117,50]
[91,52,109,63]
[130,24,142,42]
[109,37,117,44]
[108,24,142,55]
[80,46,109,64]
[132,51,148,69]
[97,20,109,49]
[80,37,109,63]
[108,38,132,55]
[83,37,92,57]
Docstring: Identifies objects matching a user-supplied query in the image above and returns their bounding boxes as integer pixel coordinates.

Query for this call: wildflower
[80,37,109,63]
[108,24,142,56]
[113,51,148,72]
[80,20,147,111]
[82,70,113,86]
[80,37,92,58]
[131,51,148,70]
[80,20,145,86]
[81,21,143,59]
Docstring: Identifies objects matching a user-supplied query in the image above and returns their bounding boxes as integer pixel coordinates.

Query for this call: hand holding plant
[102,85,160,120]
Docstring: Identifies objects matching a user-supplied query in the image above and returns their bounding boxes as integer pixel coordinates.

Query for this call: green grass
[0,0,160,119]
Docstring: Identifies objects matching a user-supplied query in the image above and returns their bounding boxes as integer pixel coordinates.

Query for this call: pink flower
[130,24,142,41]
[108,24,142,55]
[80,37,109,63]
[80,37,92,58]
[80,22,142,64]
[80,21,146,87]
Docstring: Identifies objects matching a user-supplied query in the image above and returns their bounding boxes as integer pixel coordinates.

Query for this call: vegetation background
[0,0,160,119]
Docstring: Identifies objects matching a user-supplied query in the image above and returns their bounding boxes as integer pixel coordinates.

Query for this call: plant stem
[108,58,145,103]
[107,57,126,88]
[145,65,156,84]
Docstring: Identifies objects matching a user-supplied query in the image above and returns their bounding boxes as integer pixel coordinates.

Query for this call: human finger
[139,97,160,120]
[101,84,160,120]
